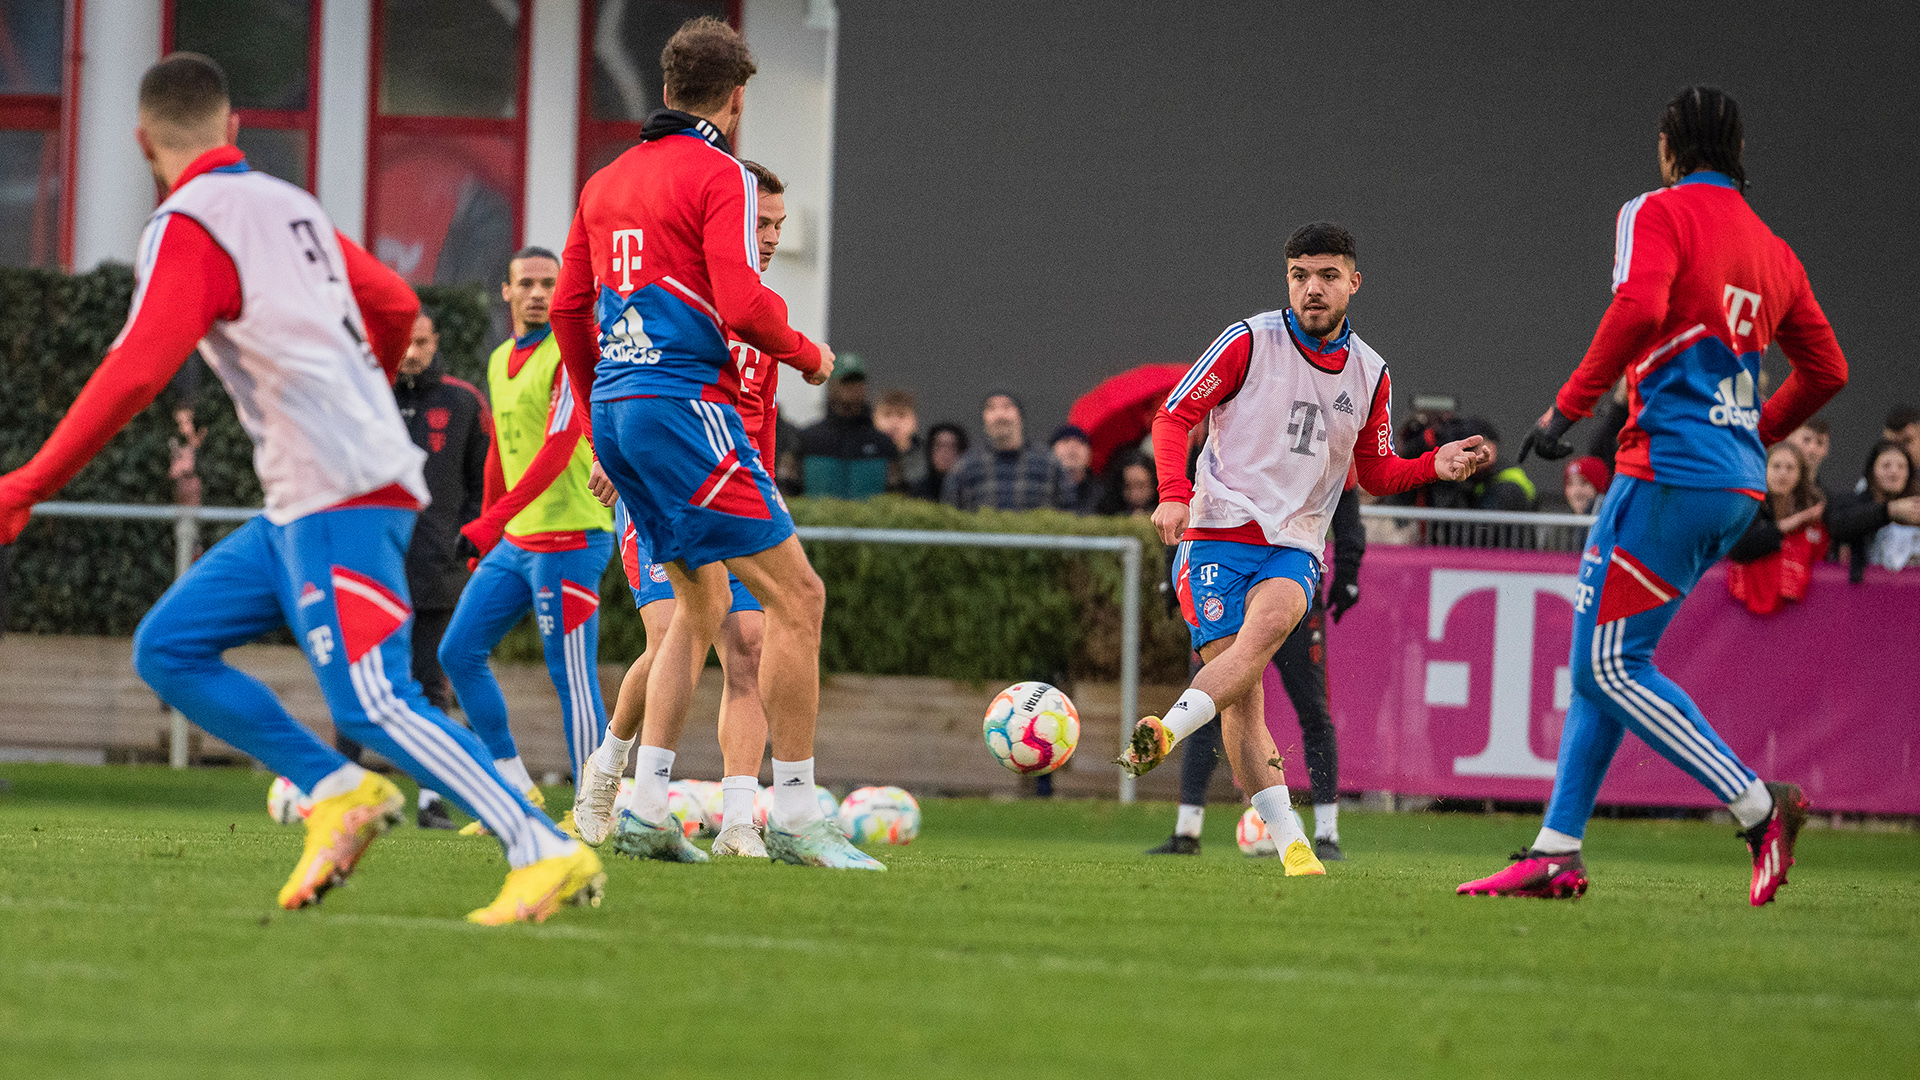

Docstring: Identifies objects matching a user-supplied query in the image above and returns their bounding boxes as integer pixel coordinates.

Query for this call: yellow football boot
[458,784,547,836]
[1282,838,1328,877]
[1114,715,1174,777]
[466,845,607,926]
[277,772,405,909]
[557,810,581,838]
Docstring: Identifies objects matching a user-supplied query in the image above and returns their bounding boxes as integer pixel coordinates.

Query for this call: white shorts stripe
[691,400,725,462]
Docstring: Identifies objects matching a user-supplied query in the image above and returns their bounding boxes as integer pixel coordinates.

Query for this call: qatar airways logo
[1189,372,1221,400]
[610,228,645,291]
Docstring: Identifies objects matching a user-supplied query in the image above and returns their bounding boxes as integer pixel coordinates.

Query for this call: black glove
[1518,407,1577,464]
[1328,576,1360,623]
[456,533,482,568]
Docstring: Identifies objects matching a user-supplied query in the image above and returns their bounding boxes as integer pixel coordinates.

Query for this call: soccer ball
[1236,806,1277,856]
[702,780,735,831]
[267,776,310,825]
[617,775,635,808]
[751,784,842,831]
[665,779,710,838]
[837,785,921,845]
[983,681,1079,775]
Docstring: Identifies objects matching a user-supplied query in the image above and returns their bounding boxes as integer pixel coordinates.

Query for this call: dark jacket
[395,358,491,609]
[798,408,896,499]
[1828,491,1895,584]
[942,443,1062,511]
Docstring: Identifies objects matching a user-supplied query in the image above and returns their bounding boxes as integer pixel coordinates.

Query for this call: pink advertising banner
[1266,546,1920,814]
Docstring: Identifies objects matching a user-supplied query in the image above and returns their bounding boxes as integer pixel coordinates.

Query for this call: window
[0,0,72,268]
[577,0,736,189]
[166,0,321,190]
[368,0,528,286]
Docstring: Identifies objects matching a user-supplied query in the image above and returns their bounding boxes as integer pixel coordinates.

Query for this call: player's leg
[409,606,456,828]
[526,534,614,801]
[1206,597,1322,877]
[283,506,601,921]
[577,596,673,843]
[711,596,771,857]
[1147,654,1216,854]
[1275,607,1342,857]
[436,545,539,795]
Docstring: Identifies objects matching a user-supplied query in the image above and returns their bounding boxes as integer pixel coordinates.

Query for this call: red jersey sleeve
[337,230,417,382]
[702,171,822,373]
[1153,323,1252,503]
[0,214,238,525]
[461,366,585,551]
[1556,193,1680,420]
[1757,255,1847,445]
[553,208,601,436]
[1352,368,1438,496]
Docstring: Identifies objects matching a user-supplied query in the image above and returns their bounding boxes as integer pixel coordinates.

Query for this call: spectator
[1050,424,1104,514]
[1831,439,1920,581]
[941,392,1062,511]
[1562,456,1610,515]
[1108,451,1158,517]
[1784,416,1839,504]
[874,389,925,494]
[773,413,804,497]
[1883,404,1920,463]
[1725,443,1828,615]
[797,353,895,499]
[1460,418,1537,511]
[912,422,968,501]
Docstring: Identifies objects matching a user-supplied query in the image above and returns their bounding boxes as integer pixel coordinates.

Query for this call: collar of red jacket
[170,145,249,193]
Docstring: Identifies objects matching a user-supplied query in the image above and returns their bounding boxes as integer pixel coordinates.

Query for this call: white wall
[522,0,581,252]
[315,0,372,241]
[744,0,838,426]
[71,1,161,269]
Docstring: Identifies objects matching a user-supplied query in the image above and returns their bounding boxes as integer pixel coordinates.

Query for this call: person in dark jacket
[1050,424,1104,514]
[796,353,895,498]
[1830,439,1920,582]
[942,392,1062,511]
[911,423,968,501]
[336,312,492,828]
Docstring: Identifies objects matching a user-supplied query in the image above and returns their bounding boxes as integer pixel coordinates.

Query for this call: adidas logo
[1708,371,1759,430]
[1331,391,1355,416]
[781,777,805,786]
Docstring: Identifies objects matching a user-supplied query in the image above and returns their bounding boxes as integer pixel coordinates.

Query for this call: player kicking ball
[553,18,878,869]
[575,161,795,861]
[0,55,600,924]
[1457,86,1846,905]
[1117,222,1491,876]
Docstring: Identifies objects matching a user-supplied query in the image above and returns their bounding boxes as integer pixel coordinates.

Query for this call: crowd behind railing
[773,361,1920,617]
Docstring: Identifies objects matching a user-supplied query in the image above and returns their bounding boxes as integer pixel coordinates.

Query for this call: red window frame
[575,0,742,194]
[366,0,530,270]
[0,0,81,267]
[161,0,322,192]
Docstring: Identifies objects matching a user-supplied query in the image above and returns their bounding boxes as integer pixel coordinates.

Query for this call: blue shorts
[592,396,793,570]
[613,498,762,614]
[1173,539,1321,650]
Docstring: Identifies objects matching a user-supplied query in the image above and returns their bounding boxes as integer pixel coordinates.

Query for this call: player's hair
[741,159,785,195]
[876,389,917,414]
[138,53,229,146]
[661,16,757,114]
[1660,85,1746,191]
[1884,404,1919,432]
[504,246,559,282]
[1799,415,1830,437]
[1764,442,1820,518]
[1285,222,1356,263]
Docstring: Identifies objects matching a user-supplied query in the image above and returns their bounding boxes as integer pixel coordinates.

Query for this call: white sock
[721,775,759,831]
[418,788,441,810]
[308,762,366,803]
[1249,785,1307,849]
[1174,804,1205,838]
[524,824,579,865]
[1531,826,1583,854]
[771,758,824,829]
[1728,779,1774,830]
[1313,802,1338,841]
[594,731,635,773]
[1162,688,1218,742]
[632,746,675,824]
[494,756,534,793]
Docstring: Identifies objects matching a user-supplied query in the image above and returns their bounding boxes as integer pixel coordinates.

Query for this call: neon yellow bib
[486,331,611,537]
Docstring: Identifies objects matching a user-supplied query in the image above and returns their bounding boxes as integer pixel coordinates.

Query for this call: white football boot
[709,821,769,858]
[571,754,624,846]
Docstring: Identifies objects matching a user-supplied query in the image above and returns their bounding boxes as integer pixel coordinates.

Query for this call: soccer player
[552,18,878,869]
[574,160,793,861]
[0,54,600,923]
[1458,86,1846,905]
[437,248,614,833]
[1116,222,1491,875]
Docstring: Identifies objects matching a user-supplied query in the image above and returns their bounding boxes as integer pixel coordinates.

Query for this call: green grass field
[1,764,1915,1079]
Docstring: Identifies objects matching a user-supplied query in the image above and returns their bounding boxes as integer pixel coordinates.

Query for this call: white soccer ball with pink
[837,785,921,845]
[983,681,1079,776]
[266,776,311,825]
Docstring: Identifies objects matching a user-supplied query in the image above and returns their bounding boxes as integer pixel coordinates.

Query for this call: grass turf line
[0,764,1915,1080]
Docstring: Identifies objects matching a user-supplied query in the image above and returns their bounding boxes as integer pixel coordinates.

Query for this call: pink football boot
[1457,850,1588,899]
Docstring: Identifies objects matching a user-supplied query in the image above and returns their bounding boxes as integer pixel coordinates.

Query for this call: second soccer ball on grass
[983,681,1079,776]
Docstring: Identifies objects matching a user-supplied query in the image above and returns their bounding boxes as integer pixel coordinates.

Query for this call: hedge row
[1,266,1190,681]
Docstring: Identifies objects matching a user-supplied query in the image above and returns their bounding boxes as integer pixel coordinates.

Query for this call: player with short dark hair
[1118,221,1491,875]
[1462,85,1847,905]
[0,53,600,923]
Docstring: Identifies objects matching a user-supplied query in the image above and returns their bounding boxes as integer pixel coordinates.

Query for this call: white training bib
[1188,309,1387,553]
[140,168,426,524]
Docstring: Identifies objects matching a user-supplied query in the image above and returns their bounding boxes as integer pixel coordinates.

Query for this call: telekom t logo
[610,229,645,291]
[1424,569,1579,778]
[1723,284,1761,338]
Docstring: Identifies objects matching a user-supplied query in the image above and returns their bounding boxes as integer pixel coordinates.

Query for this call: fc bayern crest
[1202,596,1225,622]
[648,563,669,583]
